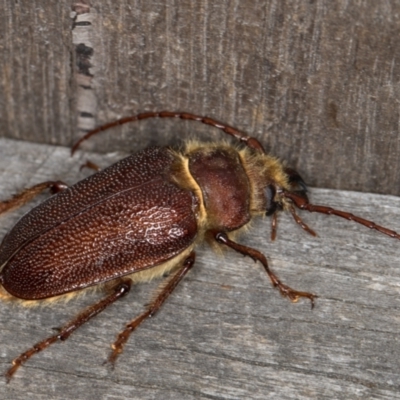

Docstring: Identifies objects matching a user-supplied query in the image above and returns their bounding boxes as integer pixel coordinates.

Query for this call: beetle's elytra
[1,111,399,381]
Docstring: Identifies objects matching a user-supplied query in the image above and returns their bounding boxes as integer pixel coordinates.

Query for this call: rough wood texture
[0,2,75,145]
[1,1,400,195]
[1,138,400,399]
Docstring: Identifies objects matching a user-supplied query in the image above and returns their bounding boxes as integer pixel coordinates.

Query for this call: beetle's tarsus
[276,282,317,308]
[108,348,121,367]
[5,364,18,384]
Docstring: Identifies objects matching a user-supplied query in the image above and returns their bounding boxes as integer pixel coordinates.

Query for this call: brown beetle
[1,111,400,381]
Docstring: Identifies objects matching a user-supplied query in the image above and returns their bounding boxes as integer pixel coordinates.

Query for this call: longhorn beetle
[1,111,399,381]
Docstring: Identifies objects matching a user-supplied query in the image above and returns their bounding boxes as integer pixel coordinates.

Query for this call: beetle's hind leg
[5,279,132,382]
[214,232,317,308]
[108,252,196,365]
[0,181,68,216]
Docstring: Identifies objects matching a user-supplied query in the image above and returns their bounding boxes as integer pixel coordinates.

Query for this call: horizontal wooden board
[0,138,400,399]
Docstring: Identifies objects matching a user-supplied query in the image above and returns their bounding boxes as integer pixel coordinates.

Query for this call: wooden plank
[1,1,400,195]
[0,137,399,399]
[0,2,74,145]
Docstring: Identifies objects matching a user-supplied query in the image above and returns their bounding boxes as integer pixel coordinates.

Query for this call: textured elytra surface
[0,147,177,264]
[0,147,199,299]
[1,139,400,399]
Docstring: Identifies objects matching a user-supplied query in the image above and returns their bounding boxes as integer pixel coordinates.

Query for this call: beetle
[1,111,400,381]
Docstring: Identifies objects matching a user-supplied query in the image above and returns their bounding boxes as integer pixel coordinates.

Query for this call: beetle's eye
[285,168,308,193]
[265,185,280,216]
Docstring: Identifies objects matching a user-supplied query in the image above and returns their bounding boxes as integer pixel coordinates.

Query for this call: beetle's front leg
[0,181,68,215]
[108,252,196,365]
[214,232,317,308]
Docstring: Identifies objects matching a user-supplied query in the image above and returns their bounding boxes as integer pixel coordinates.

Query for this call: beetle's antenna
[71,111,265,155]
[288,205,317,237]
[283,191,400,240]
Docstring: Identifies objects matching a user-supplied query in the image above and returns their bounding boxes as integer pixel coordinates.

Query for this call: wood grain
[1,1,400,195]
[0,138,400,399]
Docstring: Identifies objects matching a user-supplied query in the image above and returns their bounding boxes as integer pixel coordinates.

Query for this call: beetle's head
[263,164,400,243]
[263,167,317,240]
[265,167,309,216]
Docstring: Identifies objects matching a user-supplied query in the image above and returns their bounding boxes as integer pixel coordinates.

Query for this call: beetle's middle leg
[108,251,196,365]
[0,181,68,216]
[5,278,131,382]
[214,232,317,308]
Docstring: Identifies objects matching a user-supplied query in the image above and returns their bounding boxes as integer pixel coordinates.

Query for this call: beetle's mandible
[1,111,400,381]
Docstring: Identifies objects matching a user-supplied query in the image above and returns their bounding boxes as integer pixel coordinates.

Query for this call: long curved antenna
[283,191,400,240]
[71,111,265,155]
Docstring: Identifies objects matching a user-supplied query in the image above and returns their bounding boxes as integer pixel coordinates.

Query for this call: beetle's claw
[107,352,119,369]
[4,364,18,384]
[277,283,318,309]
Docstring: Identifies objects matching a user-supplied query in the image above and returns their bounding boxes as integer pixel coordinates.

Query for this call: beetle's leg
[0,181,68,216]
[71,111,265,154]
[80,160,101,172]
[5,279,131,382]
[214,232,317,308]
[108,251,196,365]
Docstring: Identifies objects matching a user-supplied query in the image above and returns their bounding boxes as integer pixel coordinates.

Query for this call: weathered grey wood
[1,1,400,195]
[0,137,400,399]
[0,2,75,145]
